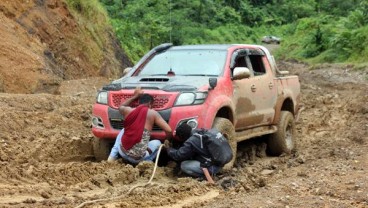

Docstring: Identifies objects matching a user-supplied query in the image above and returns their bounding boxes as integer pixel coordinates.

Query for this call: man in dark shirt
[165,123,221,178]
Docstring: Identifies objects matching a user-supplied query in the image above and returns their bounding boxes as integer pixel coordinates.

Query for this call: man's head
[175,123,192,141]
[139,94,154,107]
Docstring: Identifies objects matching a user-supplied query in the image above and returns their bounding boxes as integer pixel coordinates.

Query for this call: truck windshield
[138,49,227,76]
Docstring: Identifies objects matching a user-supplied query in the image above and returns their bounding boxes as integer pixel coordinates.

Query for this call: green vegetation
[65,0,112,69]
[277,0,368,64]
[98,0,367,65]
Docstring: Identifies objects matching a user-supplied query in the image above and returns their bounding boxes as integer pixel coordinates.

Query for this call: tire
[267,111,297,156]
[212,117,236,170]
[93,137,113,161]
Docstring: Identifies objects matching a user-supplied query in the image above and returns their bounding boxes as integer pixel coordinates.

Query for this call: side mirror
[209,78,217,90]
[233,67,251,80]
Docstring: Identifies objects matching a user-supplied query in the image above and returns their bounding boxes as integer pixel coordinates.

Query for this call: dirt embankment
[0,0,131,94]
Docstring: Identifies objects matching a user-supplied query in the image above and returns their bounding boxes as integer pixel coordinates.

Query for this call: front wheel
[93,137,113,161]
[267,111,297,156]
[212,117,236,170]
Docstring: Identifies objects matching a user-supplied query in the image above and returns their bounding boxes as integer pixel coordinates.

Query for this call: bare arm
[118,86,143,116]
[154,112,173,140]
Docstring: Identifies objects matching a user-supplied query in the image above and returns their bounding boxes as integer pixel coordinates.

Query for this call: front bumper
[91,103,208,141]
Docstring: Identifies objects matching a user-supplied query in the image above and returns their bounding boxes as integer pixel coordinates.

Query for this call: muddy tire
[212,117,236,170]
[267,111,296,156]
[93,137,113,161]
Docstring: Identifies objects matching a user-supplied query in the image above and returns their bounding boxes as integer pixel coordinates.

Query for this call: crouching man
[165,123,222,178]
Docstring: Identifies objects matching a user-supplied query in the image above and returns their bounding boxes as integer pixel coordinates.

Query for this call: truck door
[247,50,277,126]
[232,49,277,130]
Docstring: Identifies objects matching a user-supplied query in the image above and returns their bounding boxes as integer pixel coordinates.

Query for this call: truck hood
[107,76,213,92]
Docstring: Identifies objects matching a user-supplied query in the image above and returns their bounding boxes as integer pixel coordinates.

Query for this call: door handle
[269,82,274,89]
[251,85,256,92]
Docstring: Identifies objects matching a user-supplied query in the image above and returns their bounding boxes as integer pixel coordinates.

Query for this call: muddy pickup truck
[91,43,301,167]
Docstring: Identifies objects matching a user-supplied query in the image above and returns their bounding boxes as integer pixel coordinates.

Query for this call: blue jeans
[180,160,221,177]
[108,129,162,164]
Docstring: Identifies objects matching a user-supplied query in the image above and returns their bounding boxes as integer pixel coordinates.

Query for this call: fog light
[186,119,198,129]
[92,117,99,126]
[92,116,104,128]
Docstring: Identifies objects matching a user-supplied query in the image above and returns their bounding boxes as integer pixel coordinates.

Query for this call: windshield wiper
[181,74,217,77]
[149,74,169,76]
[150,69,176,77]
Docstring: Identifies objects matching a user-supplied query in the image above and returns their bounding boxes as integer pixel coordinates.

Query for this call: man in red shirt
[108,86,172,164]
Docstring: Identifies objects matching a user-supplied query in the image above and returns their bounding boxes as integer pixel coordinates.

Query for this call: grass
[65,0,114,70]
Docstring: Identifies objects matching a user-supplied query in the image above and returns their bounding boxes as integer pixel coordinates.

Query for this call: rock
[23,198,37,204]
[71,136,80,141]
[40,191,51,199]
[261,169,274,175]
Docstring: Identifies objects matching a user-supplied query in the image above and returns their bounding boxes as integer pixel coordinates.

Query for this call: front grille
[109,118,169,132]
[111,93,171,110]
[111,94,139,109]
[110,119,123,130]
[152,119,170,131]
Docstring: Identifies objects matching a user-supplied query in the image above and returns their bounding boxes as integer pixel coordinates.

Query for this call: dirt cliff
[0,0,131,94]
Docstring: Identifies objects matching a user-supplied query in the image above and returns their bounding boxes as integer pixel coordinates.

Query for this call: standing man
[108,86,172,164]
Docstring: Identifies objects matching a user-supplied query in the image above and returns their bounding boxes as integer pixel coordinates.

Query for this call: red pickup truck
[91,43,301,167]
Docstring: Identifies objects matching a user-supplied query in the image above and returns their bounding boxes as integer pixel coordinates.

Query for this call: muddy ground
[0,62,367,208]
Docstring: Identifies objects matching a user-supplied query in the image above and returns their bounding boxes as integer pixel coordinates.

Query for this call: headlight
[174,92,207,106]
[96,91,108,104]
